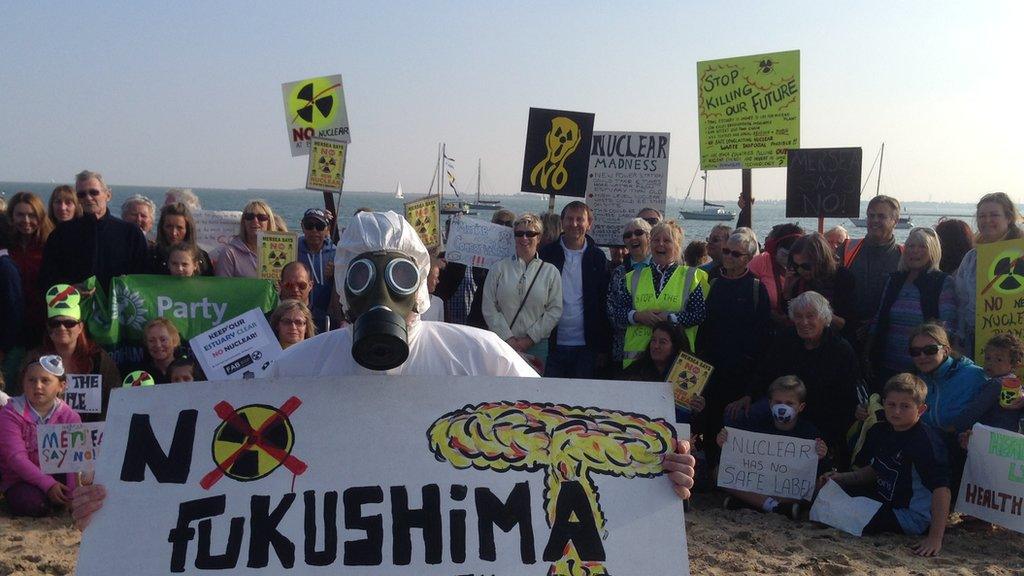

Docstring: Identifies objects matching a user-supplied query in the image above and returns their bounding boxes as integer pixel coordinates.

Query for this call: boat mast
[701,170,709,208]
[477,158,482,202]
[875,142,885,196]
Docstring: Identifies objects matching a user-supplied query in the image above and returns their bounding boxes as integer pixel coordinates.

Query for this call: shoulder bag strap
[509,261,546,331]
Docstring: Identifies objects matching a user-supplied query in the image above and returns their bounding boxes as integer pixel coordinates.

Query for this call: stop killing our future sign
[76,376,689,576]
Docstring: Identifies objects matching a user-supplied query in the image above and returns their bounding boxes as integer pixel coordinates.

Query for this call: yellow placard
[975,239,1024,362]
[697,50,800,170]
[666,350,714,411]
[257,231,298,281]
[306,139,347,192]
[404,195,442,248]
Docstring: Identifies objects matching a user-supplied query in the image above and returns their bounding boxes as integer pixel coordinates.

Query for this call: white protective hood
[335,210,432,315]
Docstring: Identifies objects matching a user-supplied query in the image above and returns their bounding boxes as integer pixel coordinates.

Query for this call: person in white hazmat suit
[270,210,537,377]
[70,211,695,528]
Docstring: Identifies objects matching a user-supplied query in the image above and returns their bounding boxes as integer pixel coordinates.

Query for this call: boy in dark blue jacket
[819,373,951,556]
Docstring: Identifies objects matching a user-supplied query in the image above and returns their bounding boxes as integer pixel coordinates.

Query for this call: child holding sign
[818,374,951,556]
[717,376,827,519]
[0,355,80,516]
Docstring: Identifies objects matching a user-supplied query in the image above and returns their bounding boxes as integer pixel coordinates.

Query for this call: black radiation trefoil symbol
[200,397,307,489]
[984,255,1024,295]
[293,82,338,125]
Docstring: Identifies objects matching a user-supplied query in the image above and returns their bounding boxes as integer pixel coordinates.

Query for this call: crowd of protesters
[1,169,1023,557]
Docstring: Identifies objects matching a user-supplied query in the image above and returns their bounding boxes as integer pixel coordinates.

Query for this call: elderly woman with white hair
[606,217,652,370]
[728,291,861,459]
[866,227,957,391]
[696,228,770,464]
[120,194,156,240]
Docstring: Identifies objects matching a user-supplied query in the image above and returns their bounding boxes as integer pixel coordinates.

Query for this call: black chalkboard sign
[520,107,595,198]
[785,147,862,218]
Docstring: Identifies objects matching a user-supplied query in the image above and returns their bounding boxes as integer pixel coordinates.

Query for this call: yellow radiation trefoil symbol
[531,117,581,191]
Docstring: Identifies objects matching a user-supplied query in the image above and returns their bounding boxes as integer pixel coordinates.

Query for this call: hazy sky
[1,1,1020,202]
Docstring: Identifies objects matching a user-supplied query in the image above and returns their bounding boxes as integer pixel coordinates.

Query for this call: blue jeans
[544,345,596,379]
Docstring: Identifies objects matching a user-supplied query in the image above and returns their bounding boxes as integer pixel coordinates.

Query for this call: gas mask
[771,403,797,425]
[344,250,422,370]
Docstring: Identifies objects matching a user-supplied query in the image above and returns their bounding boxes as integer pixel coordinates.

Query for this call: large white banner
[957,424,1024,533]
[77,376,688,576]
[717,427,818,500]
[585,132,670,246]
[189,308,282,381]
[445,215,515,270]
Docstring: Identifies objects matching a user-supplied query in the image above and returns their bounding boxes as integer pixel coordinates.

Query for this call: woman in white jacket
[482,213,563,360]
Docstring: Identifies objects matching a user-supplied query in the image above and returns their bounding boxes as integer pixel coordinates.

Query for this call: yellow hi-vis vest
[622,264,707,368]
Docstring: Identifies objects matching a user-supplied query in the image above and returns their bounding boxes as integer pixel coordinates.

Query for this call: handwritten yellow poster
[975,239,1024,361]
[697,50,800,170]
[305,139,347,192]
[404,195,441,248]
[666,351,714,411]
[257,231,298,281]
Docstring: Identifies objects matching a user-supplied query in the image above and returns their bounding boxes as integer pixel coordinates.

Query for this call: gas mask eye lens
[385,259,420,296]
[346,259,375,295]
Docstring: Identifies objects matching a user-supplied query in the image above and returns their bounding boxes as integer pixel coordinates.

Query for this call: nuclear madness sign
[76,376,689,576]
[282,74,351,157]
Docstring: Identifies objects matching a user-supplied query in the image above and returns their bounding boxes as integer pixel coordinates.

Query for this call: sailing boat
[466,158,503,211]
[426,143,471,215]
[848,143,914,229]
[679,169,736,221]
[394,181,404,200]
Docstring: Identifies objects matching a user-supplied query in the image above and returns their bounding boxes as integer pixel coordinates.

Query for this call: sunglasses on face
[243,212,270,222]
[788,262,813,272]
[280,318,307,327]
[47,319,80,330]
[622,229,646,240]
[302,220,327,231]
[722,248,747,258]
[908,344,942,357]
[514,230,539,238]
[76,189,102,198]
[282,281,310,292]
[495,220,514,228]
[642,217,659,226]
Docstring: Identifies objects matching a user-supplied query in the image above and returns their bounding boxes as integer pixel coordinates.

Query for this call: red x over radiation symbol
[200,396,308,490]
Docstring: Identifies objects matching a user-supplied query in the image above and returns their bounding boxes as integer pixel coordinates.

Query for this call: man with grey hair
[120,194,156,239]
[40,170,148,291]
[163,188,201,212]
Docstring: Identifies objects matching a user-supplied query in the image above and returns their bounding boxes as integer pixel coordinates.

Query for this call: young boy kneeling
[818,373,951,556]
[717,375,827,519]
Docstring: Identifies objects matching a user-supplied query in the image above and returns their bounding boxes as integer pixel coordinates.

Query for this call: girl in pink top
[0,355,80,517]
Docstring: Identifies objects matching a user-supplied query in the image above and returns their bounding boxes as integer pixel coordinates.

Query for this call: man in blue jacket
[539,201,611,379]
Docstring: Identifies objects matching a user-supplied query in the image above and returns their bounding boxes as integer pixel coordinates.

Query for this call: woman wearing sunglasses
[20,285,119,422]
[606,218,652,372]
[482,213,562,366]
[866,228,957,392]
[696,228,771,465]
[214,199,281,278]
[610,220,709,367]
[145,202,214,276]
[270,299,317,350]
[781,232,856,336]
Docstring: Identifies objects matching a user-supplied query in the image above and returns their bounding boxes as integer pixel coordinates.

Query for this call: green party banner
[86,275,279,346]
[697,50,800,169]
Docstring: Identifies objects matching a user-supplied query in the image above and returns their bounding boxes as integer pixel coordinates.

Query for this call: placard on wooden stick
[521,107,595,198]
[306,138,347,193]
[785,147,862,218]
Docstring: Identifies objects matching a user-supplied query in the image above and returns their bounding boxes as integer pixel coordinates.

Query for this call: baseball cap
[303,208,332,226]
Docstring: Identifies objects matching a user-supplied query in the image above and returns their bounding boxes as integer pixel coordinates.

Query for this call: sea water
[0,181,978,245]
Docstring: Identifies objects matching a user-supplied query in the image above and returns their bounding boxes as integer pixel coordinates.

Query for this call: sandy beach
[4,492,1023,576]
